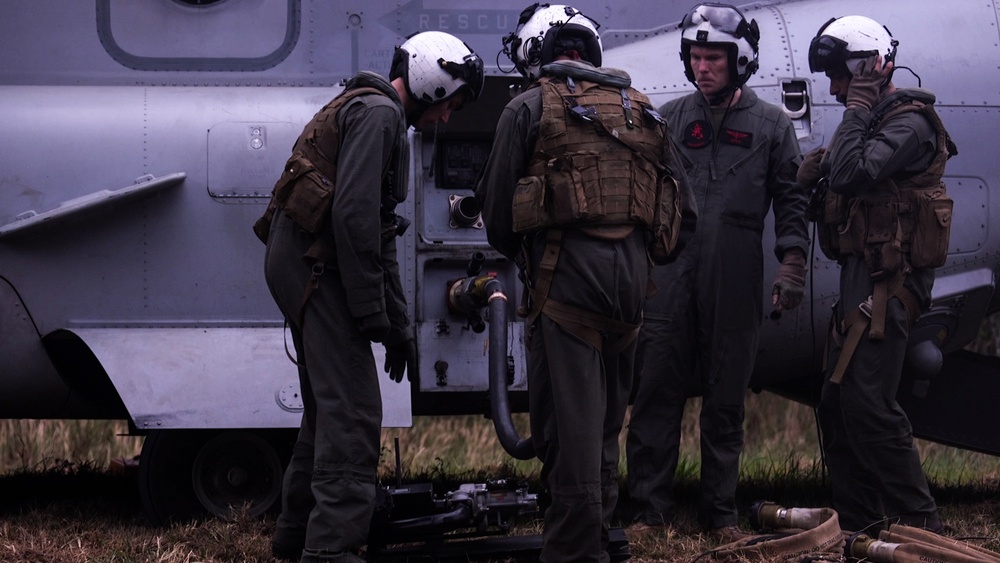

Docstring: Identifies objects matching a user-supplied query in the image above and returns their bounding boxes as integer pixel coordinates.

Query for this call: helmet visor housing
[808,34,854,74]
[393,31,485,108]
[807,15,897,75]
[680,3,755,41]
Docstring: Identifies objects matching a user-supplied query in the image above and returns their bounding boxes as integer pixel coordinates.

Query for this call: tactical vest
[817,97,956,273]
[253,74,407,244]
[510,75,683,260]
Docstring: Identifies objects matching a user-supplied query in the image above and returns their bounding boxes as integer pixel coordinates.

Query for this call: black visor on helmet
[808,34,878,74]
[808,34,849,73]
[681,3,758,48]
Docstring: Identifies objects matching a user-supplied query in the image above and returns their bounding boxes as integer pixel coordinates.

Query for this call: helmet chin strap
[706,80,741,107]
[708,84,735,107]
[401,78,430,126]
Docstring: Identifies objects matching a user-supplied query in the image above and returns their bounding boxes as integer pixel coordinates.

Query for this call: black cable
[809,222,828,486]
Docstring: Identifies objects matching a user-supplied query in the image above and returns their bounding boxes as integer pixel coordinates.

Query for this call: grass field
[3,390,998,486]
[2,317,1000,561]
[2,390,1000,562]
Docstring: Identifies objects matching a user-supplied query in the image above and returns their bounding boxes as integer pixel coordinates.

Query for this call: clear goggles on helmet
[680,3,750,38]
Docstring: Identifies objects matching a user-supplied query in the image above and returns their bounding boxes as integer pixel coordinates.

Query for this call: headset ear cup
[526,36,542,68]
[509,35,522,63]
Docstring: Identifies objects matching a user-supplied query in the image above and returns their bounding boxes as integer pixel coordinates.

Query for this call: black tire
[138,429,293,524]
[137,429,211,525]
[191,430,284,519]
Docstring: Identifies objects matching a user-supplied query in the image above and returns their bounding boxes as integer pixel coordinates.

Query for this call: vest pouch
[253,152,316,243]
[648,172,682,264]
[545,152,601,225]
[908,185,952,269]
[511,175,550,233]
[862,198,902,279]
[817,191,847,260]
[629,156,658,227]
[270,153,334,235]
[283,169,335,234]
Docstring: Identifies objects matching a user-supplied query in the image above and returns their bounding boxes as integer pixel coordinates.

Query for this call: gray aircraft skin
[2,0,998,520]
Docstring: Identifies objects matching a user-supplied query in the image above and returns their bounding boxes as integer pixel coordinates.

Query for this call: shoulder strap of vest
[871,97,923,132]
[304,86,387,172]
[871,98,957,190]
[871,98,957,156]
[321,86,387,120]
[343,70,400,100]
[919,104,959,159]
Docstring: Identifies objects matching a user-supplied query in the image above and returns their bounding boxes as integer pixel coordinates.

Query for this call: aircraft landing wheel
[191,431,284,519]
[138,429,290,525]
[138,429,210,525]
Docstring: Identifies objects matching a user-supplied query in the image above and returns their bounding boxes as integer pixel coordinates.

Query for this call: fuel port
[448,194,484,229]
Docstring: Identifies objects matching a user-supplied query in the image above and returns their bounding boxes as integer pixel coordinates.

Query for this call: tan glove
[772,249,807,312]
[796,148,826,188]
[847,55,889,112]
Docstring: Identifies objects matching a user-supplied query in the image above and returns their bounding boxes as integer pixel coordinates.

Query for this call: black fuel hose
[485,278,535,460]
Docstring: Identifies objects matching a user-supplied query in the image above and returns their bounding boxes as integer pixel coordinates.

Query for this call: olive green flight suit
[265,74,411,562]
[626,86,809,530]
[476,60,697,563]
[819,89,944,533]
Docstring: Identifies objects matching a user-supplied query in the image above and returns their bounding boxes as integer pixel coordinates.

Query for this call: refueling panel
[410,77,528,410]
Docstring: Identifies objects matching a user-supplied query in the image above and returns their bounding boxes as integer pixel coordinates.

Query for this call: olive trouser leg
[626,244,696,527]
[695,221,761,531]
[628,220,760,531]
[265,210,380,562]
[272,332,316,554]
[820,289,940,532]
[697,352,753,531]
[626,318,691,526]
[528,231,645,563]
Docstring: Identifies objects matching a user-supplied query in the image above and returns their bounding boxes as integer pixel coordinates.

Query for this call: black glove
[357,311,390,343]
[384,338,416,383]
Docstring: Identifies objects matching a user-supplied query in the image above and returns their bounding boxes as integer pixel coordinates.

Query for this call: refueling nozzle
[446,252,500,333]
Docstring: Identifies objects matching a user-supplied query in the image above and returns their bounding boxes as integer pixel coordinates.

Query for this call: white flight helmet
[391,31,484,107]
[679,3,760,89]
[808,15,898,75]
[501,3,602,82]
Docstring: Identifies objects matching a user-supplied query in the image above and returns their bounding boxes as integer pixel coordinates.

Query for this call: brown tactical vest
[511,76,681,257]
[817,99,956,273]
[252,86,388,244]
